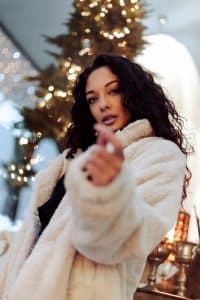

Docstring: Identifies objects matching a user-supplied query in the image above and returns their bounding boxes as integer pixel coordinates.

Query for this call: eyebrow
[86,80,119,96]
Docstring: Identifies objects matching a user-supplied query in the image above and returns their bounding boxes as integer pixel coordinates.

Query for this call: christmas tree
[3,0,147,219]
[23,0,147,151]
[2,121,38,220]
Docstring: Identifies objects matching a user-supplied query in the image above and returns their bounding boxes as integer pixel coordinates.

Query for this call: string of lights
[0,27,42,188]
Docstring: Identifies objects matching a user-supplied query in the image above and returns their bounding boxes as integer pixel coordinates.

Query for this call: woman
[0,54,191,300]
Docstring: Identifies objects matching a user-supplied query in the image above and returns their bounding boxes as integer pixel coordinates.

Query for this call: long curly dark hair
[66,54,193,200]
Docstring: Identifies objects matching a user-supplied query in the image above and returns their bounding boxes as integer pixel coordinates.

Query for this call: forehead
[86,66,118,91]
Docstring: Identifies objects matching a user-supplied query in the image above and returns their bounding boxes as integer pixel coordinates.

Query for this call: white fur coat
[0,119,186,300]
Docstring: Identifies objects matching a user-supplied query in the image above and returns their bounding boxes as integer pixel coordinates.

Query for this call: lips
[102,115,117,126]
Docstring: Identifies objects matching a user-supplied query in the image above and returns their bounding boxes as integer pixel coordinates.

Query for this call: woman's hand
[82,124,124,186]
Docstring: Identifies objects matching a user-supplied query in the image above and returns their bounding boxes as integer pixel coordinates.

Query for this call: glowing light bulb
[26,164,31,171]
[48,85,54,92]
[10,164,16,171]
[17,176,22,182]
[19,137,29,145]
[45,93,53,101]
[19,168,24,175]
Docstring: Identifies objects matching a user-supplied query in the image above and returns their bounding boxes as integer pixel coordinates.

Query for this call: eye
[109,87,121,95]
[87,96,98,105]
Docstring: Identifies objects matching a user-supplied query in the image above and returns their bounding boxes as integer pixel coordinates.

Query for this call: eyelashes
[87,97,97,105]
[110,88,121,95]
[86,87,121,105]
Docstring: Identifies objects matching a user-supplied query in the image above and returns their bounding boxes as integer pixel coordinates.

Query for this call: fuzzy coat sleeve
[65,137,186,265]
[0,231,13,285]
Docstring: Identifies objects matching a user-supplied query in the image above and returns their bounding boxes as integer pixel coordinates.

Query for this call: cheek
[89,106,99,120]
[121,107,131,123]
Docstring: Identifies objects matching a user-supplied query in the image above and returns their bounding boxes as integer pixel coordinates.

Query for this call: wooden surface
[134,288,191,300]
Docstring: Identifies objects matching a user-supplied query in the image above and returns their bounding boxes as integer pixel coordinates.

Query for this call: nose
[99,95,110,112]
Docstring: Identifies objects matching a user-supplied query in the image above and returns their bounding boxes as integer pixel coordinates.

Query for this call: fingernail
[106,142,115,154]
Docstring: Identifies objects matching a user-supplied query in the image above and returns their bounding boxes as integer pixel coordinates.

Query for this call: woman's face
[85,66,131,132]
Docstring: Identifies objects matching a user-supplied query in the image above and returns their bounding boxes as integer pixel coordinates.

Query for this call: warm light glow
[85,28,91,33]
[67,74,77,81]
[10,164,16,171]
[89,2,98,8]
[81,11,91,17]
[100,12,105,17]
[124,27,130,34]
[101,7,108,13]
[54,90,67,98]
[26,164,31,171]
[64,60,71,68]
[19,168,24,175]
[69,67,75,74]
[38,101,46,108]
[19,137,29,145]
[118,41,127,48]
[36,132,42,138]
[44,93,53,101]
[79,48,93,56]
[113,30,125,38]
[67,90,72,96]
[94,15,101,21]
[67,122,72,128]
[122,10,127,16]
[48,85,55,92]
[17,176,22,182]
[10,173,16,179]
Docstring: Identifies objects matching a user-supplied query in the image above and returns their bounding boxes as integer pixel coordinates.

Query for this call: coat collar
[115,119,154,148]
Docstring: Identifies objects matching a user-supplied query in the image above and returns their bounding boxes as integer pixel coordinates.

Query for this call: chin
[111,124,122,132]
[113,121,130,132]
[103,121,128,132]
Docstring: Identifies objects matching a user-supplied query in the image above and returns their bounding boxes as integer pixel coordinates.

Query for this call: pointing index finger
[94,123,123,154]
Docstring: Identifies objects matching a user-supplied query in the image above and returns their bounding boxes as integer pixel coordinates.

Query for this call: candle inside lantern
[173,211,190,242]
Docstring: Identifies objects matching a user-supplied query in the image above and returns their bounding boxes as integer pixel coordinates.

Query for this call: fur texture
[0,119,186,300]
